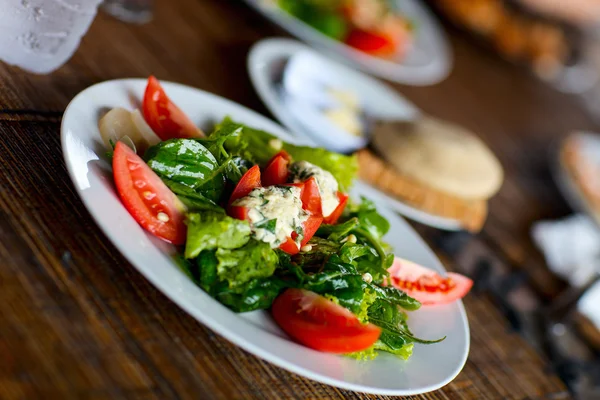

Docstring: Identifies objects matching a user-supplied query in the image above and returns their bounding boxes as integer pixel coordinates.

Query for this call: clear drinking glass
[102,0,154,24]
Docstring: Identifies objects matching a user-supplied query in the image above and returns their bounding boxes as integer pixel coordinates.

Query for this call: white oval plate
[242,0,451,85]
[61,79,469,395]
[553,131,600,226]
[249,39,463,231]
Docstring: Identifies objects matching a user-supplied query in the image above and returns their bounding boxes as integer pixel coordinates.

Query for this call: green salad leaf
[184,250,289,313]
[162,179,222,212]
[212,276,289,313]
[145,139,225,203]
[210,117,358,191]
[154,119,443,359]
[185,212,251,259]
[215,241,279,292]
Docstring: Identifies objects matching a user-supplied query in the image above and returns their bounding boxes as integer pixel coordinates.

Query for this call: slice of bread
[357,149,488,232]
[371,117,504,200]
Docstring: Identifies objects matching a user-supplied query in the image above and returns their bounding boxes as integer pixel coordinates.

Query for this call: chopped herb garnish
[255,218,277,234]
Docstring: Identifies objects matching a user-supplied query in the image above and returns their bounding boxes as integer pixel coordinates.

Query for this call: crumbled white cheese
[300,244,313,252]
[362,272,373,284]
[232,186,309,248]
[290,161,340,217]
[269,139,283,151]
[341,234,357,244]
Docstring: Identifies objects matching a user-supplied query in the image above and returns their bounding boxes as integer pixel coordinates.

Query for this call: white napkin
[532,214,600,329]
[578,280,600,329]
[531,214,600,287]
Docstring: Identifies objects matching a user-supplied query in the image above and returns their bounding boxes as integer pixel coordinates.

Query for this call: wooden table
[1,0,594,398]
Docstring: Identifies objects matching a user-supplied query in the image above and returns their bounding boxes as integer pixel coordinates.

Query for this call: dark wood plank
[0,115,568,399]
[0,0,591,397]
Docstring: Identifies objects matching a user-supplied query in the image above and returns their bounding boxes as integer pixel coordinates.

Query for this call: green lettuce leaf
[189,250,289,312]
[215,241,279,292]
[184,212,251,259]
[212,276,289,313]
[210,117,358,191]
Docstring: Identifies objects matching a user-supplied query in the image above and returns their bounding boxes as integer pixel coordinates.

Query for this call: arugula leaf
[345,198,390,240]
[339,242,373,265]
[335,198,392,283]
[367,298,444,359]
[316,218,359,242]
[215,241,279,292]
[145,139,225,203]
[302,255,374,315]
[290,236,342,267]
[367,284,421,311]
[185,212,251,259]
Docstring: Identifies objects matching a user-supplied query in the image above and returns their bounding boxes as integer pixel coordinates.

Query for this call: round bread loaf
[371,116,504,200]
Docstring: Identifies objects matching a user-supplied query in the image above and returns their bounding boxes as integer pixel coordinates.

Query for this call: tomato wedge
[113,141,186,244]
[262,150,291,187]
[229,165,261,204]
[323,192,349,224]
[287,177,322,217]
[299,215,323,247]
[142,76,203,140]
[387,257,473,305]
[279,237,301,255]
[345,29,398,57]
[272,289,381,353]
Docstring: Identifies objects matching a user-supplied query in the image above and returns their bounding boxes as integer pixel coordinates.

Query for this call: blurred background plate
[242,0,452,85]
[248,38,464,231]
[553,131,600,226]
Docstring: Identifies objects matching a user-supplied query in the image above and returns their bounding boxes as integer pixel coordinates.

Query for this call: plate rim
[60,78,470,395]
[247,38,464,231]
[552,131,600,227]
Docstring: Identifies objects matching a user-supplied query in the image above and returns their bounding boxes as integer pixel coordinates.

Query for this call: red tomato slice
[267,150,291,164]
[279,237,300,255]
[285,178,322,216]
[387,257,473,305]
[300,215,323,247]
[229,165,261,204]
[227,205,249,221]
[272,289,381,353]
[262,151,290,187]
[299,177,322,216]
[323,192,349,224]
[113,141,186,244]
[142,76,203,140]
[345,29,397,57]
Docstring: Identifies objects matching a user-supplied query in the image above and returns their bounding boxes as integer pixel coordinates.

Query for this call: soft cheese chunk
[232,186,309,247]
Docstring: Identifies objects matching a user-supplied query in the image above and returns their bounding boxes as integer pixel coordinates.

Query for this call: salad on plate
[268,0,413,59]
[101,76,472,359]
